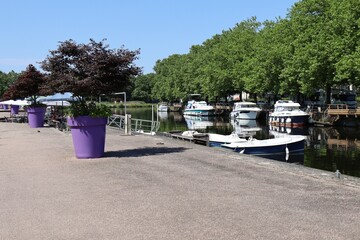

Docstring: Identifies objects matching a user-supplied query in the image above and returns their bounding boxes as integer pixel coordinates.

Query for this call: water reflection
[260,153,305,164]
[111,108,360,177]
[231,119,261,137]
[269,125,309,138]
[305,127,360,177]
[184,115,214,130]
[157,111,168,120]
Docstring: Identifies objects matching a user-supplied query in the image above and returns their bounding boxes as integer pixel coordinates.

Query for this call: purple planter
[3,104,9,110]
[10,105,20,115]
[67,116,108,159]
[27,107,46,128]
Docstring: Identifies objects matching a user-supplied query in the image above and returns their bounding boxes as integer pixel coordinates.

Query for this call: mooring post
[125,114,132,135]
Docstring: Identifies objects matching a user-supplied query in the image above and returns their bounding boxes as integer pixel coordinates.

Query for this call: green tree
[0,71,20,98]
[331,0,360,85]
[283,0,360,102]
[153,54,190,102]
[131,73,155,102]
[242,20,293,98]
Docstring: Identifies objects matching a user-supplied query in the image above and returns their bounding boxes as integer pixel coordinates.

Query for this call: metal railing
[108,114,126,129]
[107,114,160,134]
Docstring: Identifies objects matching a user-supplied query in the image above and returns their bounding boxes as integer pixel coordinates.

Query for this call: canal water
[112,107,360,178]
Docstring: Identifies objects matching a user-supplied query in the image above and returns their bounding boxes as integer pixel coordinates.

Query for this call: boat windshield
[275,106,300,112]
[196,101,207,106]
[242,104,255,108]
[235,103,257,109]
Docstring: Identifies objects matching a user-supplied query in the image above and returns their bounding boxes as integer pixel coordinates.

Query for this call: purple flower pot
[27,107,46,128]
[3,104,9,110]
[11,105,20,115]
[67,116,108,159]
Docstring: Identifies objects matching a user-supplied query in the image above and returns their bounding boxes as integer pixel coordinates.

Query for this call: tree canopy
[2,0,359,105]
[148,0,360,104]
[2,64,46,105]
[0,71,19,99]
[41,39,141,100]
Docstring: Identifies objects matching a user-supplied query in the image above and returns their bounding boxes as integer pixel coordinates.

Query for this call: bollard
[125,114,132,135]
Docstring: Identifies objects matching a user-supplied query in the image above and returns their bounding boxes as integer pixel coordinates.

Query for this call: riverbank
[1,121,360,239]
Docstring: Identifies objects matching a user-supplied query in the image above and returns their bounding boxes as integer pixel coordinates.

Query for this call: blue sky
[0,0,298,74]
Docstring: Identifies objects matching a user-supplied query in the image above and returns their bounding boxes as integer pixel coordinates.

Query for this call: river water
[113,107,360,178]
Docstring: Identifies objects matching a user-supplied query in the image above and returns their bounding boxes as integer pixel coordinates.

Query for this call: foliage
[153,54,191,102]
[0,71,19,98]
[148,0,360,104]
[131,73,155,102]
[66,101,112,117]
[1,64,47,106]
[41,39,141,117]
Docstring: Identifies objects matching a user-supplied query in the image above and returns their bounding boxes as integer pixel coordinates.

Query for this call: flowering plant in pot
[40,39,141,158]
[2,64,48,127]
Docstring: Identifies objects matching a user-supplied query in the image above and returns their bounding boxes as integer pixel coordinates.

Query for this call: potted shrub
[41,39,141,158]
[2,64,48,128]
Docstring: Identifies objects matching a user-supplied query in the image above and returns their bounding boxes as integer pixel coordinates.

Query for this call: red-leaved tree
[40,39,141,116]
[2,64,48,106]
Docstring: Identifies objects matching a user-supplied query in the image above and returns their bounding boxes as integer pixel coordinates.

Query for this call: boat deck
[327,104,360,116]
[160,131,209,146]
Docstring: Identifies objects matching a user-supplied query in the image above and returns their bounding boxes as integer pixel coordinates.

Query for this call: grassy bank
[101,101,154,108]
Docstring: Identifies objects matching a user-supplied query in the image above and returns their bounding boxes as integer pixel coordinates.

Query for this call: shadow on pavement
[104,147,189,158]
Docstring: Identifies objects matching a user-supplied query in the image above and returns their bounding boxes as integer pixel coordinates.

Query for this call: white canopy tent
[0,100,29,106]
[42,101,71,106]
[37,92,75,103]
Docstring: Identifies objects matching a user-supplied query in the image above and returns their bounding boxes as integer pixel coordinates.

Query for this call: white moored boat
[157,103,168,112]
[221,136,305,155]
[183,100,215,116]
[269,100,310,127]
[230,102,261,120]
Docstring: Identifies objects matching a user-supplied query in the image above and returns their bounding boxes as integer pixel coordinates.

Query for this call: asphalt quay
[0,121,360,240]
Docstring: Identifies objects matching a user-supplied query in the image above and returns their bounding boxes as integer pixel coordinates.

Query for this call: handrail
[107,114,160,134]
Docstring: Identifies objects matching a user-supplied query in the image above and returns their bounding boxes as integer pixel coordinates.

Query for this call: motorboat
[208,133,247,147]
[183,100,215,116]
[269,100,310,127]
[230,102,261,119]
[221,136,305,155]
[157,103,168,112]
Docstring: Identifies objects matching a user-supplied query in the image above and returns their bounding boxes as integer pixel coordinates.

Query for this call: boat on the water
[183,100,215,116]
[269,100,310,127]
[221,136,305,155]
[208,133,247,147]
[157,103,169,112]
[230,102,261,119]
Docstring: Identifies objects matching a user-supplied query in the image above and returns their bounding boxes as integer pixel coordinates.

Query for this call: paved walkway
[0,121,360,240]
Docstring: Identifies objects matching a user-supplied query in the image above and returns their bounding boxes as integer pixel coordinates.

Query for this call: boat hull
[184,109,215,116]
[230,102,261,120]
[221,137,305,155]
